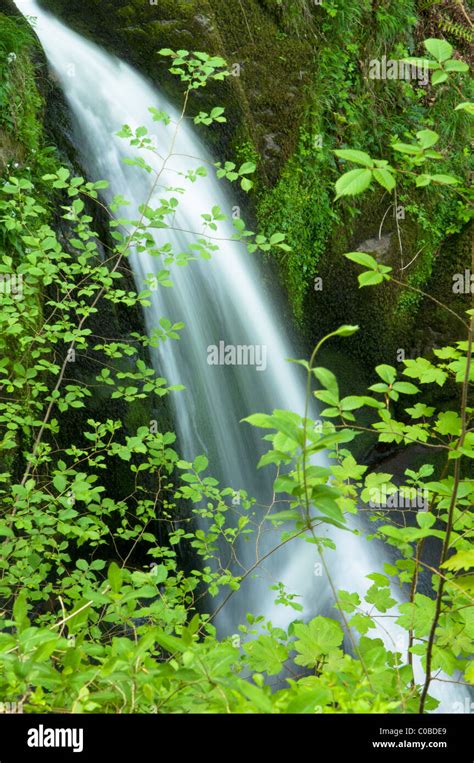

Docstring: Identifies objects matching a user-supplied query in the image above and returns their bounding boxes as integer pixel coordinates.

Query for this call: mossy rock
[37,0,312,181]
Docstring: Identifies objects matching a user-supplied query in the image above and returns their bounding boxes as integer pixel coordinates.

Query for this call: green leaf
[416,174,432,187]
[193,455,208,473]
[337,590,361,614]
[431,70,448,85]
[53,474,67,493]
[359,271,384,287]
[441,550,474,572]
[416,129,439,149]
[373,168,395,192]
[376,364,396,385]
[455,102,474,115]
[293,616,344,667]
[350,613,376,635]
[397,594,435,637]
[344,251,378,270]
[424,38,453,62]
[237,679,274,713]
[314,367,339,398]
[406,403,435,419]
[465,662,474,684]
[271,410,304,446]
[334,149,373,167]
[416,512,436,530]
[365,584,396,613]
[392,142,422,155]
[150,628,187,654]
[244,635,288,675]
[13,591,28,628]
[435,411,461,436]
[430,174,459,185]
[443,59,468,73]
[335,169,372,199]
[403,357,447,386]
[107,562,123,594]
[242,413,276,429]
[392,381,419,394]
[239,161,256,175]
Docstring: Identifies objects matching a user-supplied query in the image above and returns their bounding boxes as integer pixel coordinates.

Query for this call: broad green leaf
[435,411,461,436]
[441,550,474,572]
[431,70,448,85]
[416,129,439,149]
[397,594,435,637]
[424,38,453,62]
[358,271,384,287]
[334,149,373,167]
[239,161,256,175]
[244,635,288,675]
[344,251,378,270]
[392,381,419,394]
[416,512,436,530]
[242,413,275,429]
[293,616,344,667]
[53,474,67,493]
[373,168,395,192]
[443,59,468,73]
[376,364,396,385]
[335,169,372,198]
[314,367,339,398]
[193,455,208,473]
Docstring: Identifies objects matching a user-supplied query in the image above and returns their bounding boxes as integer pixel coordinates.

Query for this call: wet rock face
[36,0,313,182]
[356,234,393,264]
[0,0,20,15]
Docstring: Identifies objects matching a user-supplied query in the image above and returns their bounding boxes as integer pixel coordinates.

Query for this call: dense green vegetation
[0,11,472,715]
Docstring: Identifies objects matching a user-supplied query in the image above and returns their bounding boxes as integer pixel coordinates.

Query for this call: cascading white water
[14,0,468,711]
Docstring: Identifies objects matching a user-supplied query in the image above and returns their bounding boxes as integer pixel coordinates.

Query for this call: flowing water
[14,0,468,710]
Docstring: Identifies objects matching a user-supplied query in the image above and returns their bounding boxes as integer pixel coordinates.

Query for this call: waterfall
[14,0,468,711]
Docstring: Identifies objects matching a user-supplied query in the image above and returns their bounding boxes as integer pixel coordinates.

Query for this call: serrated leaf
[358,271,384,287]
[441,550,474,572]
[334,149,373,167]
[293,616,344,667]
[373,168,395,192]
[335,169,372,199]
[244,635,288,675]
[344,251,378,270]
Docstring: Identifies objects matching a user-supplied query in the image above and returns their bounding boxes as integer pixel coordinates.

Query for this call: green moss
[0,13,43,163]
[255,0,471,371]
[257,128,335,319]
